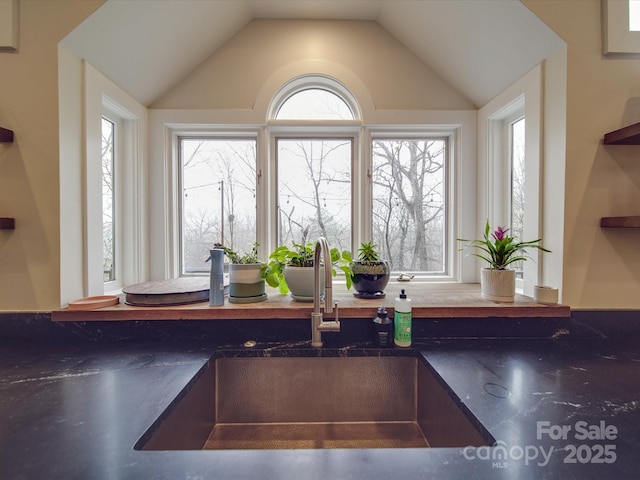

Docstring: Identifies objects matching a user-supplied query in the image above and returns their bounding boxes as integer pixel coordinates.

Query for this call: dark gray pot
[351,260,391,298]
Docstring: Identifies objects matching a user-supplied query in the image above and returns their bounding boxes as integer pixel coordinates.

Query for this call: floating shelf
[0,126,14,143]
[600,216,640,228]
[602,124,640,226]
[0,128,15,229]
[0,217,15,230]
[603,122,640,145]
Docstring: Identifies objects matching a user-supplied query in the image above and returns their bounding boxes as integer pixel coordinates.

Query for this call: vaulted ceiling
[61,0,564,108]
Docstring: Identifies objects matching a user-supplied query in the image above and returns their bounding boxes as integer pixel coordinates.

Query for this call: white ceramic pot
[284,265,323,302]
[480,268,515,303]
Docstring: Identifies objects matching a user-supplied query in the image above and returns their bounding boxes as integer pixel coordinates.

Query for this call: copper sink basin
[136,354,493,450]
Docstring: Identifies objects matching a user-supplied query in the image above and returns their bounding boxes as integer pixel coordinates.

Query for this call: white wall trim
[83,62,148,296]
[478,64,543,294]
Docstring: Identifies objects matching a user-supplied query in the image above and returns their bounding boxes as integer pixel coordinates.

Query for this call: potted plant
[222,242,267,303]
[351,242,391,299]
[457,221,550,303]
[262,243,353,301]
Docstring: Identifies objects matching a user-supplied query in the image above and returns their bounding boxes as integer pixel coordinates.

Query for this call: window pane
[371,139,447,273]
[510,117,526,277]
[101,117,115,283]
[277,138,352,249]
[276,89,354,120]
[181,138,257,274]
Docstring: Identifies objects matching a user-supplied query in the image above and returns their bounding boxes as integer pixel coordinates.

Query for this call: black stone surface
[0,312,572,346]
[1,337,640,479]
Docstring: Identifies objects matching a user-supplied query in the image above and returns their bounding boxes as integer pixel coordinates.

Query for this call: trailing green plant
[457,220,550,270]
[332,247,354,290]
[261,243,354,293]
[221,242,261,264]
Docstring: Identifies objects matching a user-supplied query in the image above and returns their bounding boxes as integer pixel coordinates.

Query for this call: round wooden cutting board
[122,277,210,306]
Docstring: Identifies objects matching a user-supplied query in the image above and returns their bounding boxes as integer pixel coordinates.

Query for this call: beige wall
[152,19,474,111]
[524,0,640,308]
[0,0,104,310]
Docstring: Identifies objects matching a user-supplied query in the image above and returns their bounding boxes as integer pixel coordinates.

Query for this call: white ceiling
[60,0,564,107]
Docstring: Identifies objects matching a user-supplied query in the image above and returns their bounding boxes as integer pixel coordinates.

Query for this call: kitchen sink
[136,354,493,450]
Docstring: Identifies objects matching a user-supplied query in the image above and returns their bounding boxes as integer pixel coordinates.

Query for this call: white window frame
[164,127,263,278]
[267,125,361,255]
[152,78,476,283]
[100,111,120,289]
[367,128,458,280]
[100,100,141,293]
[504,111,526,291]
[177,133,260,276]
[268,74,361,120]
[81,63,147,297]
[168,122,461,279]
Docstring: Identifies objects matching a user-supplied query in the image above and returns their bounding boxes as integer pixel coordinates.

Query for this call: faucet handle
[317,301,340,333]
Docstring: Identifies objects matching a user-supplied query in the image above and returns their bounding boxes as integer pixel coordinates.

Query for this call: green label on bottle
[394,311,412,344]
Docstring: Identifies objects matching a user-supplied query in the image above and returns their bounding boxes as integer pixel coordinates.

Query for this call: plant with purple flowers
[458,220,550,270]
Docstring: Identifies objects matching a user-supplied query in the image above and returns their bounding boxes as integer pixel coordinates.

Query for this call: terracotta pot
[480,268,515,303]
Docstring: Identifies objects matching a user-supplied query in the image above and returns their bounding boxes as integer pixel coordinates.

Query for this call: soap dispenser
[372,306,393,347]
[394,289,412,347]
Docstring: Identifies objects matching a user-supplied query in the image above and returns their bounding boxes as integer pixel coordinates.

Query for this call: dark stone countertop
[1,338,639,480]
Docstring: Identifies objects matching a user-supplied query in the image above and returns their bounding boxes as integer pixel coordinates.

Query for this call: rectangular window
[510,117,525,279]
[170,122,463,281]
[276,138,353,250]
[180,138,257,275]
[371,138,447,273]
[101,117,115,283]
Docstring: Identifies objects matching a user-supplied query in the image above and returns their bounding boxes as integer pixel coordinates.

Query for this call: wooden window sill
[52,283,569,322]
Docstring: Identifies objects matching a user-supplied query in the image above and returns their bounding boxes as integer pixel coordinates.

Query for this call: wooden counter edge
[52,303,570,322]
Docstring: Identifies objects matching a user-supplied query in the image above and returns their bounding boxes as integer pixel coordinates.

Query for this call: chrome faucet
[311,237,340,347]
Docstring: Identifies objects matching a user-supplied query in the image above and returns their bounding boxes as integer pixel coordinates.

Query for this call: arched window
[269,75,360,121]
[269,76,359,251]
[276,88,354,120]
[170,74,464,282]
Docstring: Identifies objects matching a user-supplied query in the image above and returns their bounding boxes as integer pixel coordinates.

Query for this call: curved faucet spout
[311,237,339,347]
[314,237,333,316]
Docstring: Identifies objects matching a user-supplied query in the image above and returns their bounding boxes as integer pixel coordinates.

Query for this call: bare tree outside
[275,88,354,249]
[371,138,446,273]
[277,138,352,250]
[177,88,453,277]
[181,138,257,274]
[101,117,115,282]
[277,88,353,120]
[510,117,526,277]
